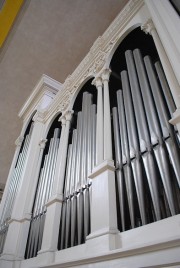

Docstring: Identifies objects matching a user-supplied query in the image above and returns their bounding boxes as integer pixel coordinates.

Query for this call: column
[92,77,103,165]
[0,112,45,263]
[87,74,119,253]
[102,68,113,160]
[38,110,73,258]
[52,110,73,197]
[141,19,180,108]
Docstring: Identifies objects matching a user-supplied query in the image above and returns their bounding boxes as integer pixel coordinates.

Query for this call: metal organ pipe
[59,91,96,250]
[155,61,176,117]
[134,49,178,214]
[144,56,180,189]
[112,48,180,232]
[121,70,147,226]
[0,124,33,254]
[112,107,125,231]
[25,128,60,259]
[116,90,135,229]
[132,49,163,220]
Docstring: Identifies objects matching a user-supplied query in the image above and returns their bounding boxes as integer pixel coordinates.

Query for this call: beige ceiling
[0,0,128,186]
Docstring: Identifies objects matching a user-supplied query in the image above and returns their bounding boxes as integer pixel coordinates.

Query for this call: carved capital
[141,19,155,35]
[15,136,24,147]
[92,76,102,89]
[62,110,74,122]
[39,139,48,149]
[33,110,47,123]
[101,68,111,83]
[59,114,66,125]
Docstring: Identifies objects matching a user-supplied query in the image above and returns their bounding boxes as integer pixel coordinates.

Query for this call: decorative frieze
[45,0,144,122]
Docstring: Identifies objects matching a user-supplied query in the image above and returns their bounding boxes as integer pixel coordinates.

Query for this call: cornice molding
[33,109,48,123]
[18,74,62,121]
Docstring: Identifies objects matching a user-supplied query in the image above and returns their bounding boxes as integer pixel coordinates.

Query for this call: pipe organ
[0,123,33,254]
[0,1,180,267]
[59,92,96,250]
[25,128,61,259]
[112,49,180,232]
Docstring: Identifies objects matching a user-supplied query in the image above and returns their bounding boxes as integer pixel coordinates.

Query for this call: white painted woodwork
[0,1,180,267]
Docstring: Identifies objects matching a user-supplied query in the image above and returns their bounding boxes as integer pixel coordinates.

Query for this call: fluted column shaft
[54,110,73,196]
[93,77,103,165]
[102,69,112,160]
[50,114,66,200]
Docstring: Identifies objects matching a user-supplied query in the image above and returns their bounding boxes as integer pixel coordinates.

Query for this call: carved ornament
[141,19,155,35]
[15,136,24,147]
[39,139,48,149]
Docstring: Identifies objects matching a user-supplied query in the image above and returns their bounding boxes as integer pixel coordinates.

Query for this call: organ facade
[0,1,180,267]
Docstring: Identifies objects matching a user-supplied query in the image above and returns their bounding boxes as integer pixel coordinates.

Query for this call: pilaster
[86,160,120,253]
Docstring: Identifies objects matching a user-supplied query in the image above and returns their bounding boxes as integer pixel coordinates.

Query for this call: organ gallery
[0,1,180,267]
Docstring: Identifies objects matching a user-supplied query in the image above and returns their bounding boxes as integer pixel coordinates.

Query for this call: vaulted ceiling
[0,0,128,187]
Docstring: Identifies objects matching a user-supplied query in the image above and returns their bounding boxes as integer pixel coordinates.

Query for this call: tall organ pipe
[144,56,180,190]
[0,126,32,255]
[134,49,177,215]
[59,91,96,250]
[116,90,135,228]
[25,128,60,259]
[121,70,147,225]
[112,107,125,231]
[155,61,176,117]
[76,112,84,245]
[1,125,33,227]
[70,130,78,247]
[113,48,180,232]
[126,51,168,220]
